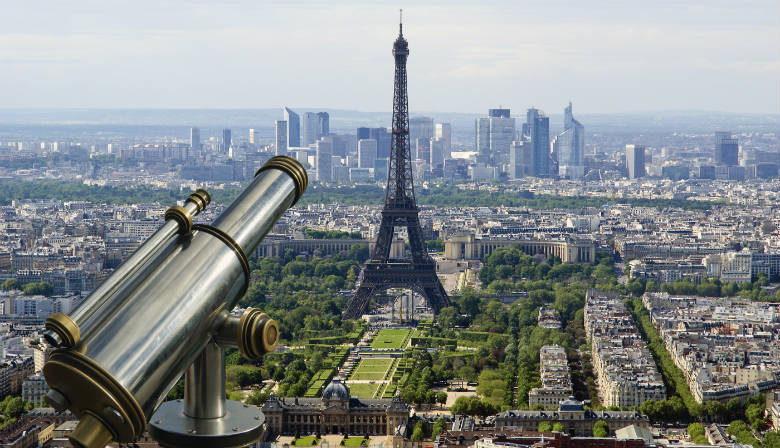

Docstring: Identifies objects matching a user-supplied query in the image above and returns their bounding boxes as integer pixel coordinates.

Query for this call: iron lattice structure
[343,20,450,319]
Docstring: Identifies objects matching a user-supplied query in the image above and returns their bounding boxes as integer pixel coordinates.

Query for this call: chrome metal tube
[213,313,241,348]
[212,167,298,254]
[43,157,307,446]
[184,342,225,419]
[44,192,209,347]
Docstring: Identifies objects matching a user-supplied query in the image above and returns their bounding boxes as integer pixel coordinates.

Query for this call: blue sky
[1,0,778,114]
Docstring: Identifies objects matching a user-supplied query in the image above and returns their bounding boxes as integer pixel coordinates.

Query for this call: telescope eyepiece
[44,313,80,348]
[186,189,211,212]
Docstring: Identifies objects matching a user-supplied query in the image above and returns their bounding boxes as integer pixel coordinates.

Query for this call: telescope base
[149,399,264,448]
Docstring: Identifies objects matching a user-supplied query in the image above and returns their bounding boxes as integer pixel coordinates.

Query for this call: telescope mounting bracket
[149,342,265,448]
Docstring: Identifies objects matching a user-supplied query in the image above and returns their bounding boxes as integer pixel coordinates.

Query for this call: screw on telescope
[104,406,125,423]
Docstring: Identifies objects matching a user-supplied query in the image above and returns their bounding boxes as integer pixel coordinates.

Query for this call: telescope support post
[148,341,264,448]
[184,342,226,419]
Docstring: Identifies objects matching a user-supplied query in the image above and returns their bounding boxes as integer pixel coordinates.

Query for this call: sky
[1,0,779,114]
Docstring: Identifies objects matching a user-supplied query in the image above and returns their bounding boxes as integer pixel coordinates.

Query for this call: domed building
[262,379,410,437]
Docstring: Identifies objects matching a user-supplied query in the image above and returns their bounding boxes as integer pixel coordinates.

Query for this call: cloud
[0,0,777,113]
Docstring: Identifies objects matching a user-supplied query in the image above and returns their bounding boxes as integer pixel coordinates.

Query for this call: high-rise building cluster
[484,103,586,181]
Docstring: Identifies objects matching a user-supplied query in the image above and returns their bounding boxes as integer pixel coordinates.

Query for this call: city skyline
[1,1,778,114]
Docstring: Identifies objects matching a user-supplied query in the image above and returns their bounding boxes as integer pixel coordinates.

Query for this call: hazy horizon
[2,1,779,114]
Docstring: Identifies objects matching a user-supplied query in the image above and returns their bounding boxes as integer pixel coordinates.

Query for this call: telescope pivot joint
[214,308,279,359]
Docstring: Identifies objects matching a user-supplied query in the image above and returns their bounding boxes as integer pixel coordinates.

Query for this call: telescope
[42,156,308,448]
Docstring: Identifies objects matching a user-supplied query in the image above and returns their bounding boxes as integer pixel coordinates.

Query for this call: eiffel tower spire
[343,16,450,320]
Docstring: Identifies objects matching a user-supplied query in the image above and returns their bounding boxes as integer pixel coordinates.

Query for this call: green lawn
[342,436,371,447]
[345,382,381,398]
[349,358,394,381]
[370,329,412,349]
[292,436,321,446]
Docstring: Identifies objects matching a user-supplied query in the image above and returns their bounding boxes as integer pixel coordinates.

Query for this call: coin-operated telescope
[42,156,308,448]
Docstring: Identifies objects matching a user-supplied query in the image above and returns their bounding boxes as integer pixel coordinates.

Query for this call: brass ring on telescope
[164,206,193,235]
[186,189,211,212]
[237,309,278,359]
[255,155,309,205]
[45,313,80,348]
[192,224,250,300]
[238,309,260,359]
[43,349,146,443]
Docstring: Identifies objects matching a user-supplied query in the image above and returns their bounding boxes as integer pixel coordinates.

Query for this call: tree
[552,422,564,432]
[22,281,53,296]
[437,391,448,406]
[437,307,458,330]
[246,389,270,405]
[166,379,185,400]
[626,278,645,297]
[645,278,659,293]
[593,420,609,437]
[410,421,425,441]
[0,279,18,291]
[432,418,447,438]
[457,290,481,316]
[451,396,497,417]
[538,421,552,432]
[687,422,708,444]
[764,431,780,448]
[2,397,26,418]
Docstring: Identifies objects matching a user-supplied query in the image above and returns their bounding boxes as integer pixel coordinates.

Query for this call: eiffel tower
[343,14,450,319]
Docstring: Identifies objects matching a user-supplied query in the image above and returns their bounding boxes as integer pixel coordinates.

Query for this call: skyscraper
[317,112,330,137]
[409,117,434,146]
[509,140,526,179]
[475,118,491,164]
[626,144,646,179]
[430,138,445,170]
[274,121,288,156]
[524,108,550,177]
[358,139,377,169]
[302,112,330,146]
[190,127,200,153]
[489,113,515,162]
[435,123,452,159]
[476,109,514,165]
[302,112,319,146]
[249,128,259,145]
[715,131,739,166]
[416,138,430,164]
[315,137,333,182]
[357,127,392,159]
[554,102,585,179]
[222,129,232,154]
[283,107,300,147]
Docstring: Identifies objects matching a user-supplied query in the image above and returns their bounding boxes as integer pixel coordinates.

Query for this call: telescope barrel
[43,189,211,348]
[43,156,307,447]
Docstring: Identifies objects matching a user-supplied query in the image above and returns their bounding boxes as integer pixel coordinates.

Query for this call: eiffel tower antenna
[399,9,403,35]
[344,15,450,320]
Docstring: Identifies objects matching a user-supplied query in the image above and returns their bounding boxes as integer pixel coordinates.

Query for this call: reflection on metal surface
[42,156,307,447]
[44,188,212,348]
